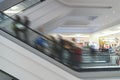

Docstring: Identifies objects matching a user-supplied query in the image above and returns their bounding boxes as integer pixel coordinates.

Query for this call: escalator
[0,7,120,80]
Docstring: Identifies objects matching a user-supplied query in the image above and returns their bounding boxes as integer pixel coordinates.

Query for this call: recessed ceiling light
[4,10,20,14]
[11,6,19,10]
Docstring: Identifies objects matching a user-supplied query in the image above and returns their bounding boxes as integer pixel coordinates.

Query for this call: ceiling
[47,0,120,36]
[0,0,24,11]
[1,0,120,37]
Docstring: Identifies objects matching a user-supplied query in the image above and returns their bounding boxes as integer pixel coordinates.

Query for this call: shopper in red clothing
[70,46,82,69]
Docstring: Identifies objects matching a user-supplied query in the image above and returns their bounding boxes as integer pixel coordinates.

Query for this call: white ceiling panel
[57,0,118,7]
[44,0,120,34]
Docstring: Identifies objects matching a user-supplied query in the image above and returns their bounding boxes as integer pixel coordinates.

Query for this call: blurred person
[57,35,65,46]
[108,46,115,53]
[22,16,31,43]
[69,45,82,69]
[12,15,30,43]
[62,49,70,65]
[34,37,48,50]
[49,36,59,59]
[115,46,120,65]
[71,38,76,43]
[116,57,120,65]
[57,35,65,62]
[89,45,96,62]
[12,15,22,38]
[23,16,30,28]
[14,15,21,23]
[39,27,45,34]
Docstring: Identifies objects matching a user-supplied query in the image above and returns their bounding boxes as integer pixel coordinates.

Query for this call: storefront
[99,36,119,49]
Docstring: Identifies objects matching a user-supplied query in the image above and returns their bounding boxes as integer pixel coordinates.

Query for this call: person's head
[58,35,62,40]
[24,16,29,20]
[39,27,44,33]
[72,38,76,42]
[15,15,21,22]
[50,36,55,40]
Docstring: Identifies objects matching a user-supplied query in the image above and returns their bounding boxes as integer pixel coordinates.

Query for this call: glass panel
[1,12,120,72]
[3,0,45,17]
[79,54,120,72]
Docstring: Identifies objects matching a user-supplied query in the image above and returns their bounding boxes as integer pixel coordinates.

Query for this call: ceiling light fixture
[11,6,19,10]
[72,5,112,9]
[57,0,112,9]
[4,10,20,14]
